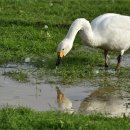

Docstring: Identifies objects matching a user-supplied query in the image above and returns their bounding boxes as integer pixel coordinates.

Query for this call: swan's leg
[116,50,124,70]
[104,50,109,68]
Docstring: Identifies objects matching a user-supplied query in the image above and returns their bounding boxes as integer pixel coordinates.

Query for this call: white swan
[56,13,130,70]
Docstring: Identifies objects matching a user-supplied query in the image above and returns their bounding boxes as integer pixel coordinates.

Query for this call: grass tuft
[0,107,130,130]
[3,70,28,82]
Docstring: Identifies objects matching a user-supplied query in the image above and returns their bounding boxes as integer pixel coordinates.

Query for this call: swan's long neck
[65,18,95,47]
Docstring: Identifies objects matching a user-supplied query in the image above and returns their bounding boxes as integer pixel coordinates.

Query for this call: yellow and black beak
[56,51,64,66]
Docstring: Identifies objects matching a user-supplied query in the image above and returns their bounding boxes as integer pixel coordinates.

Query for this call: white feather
[57,13,130,56]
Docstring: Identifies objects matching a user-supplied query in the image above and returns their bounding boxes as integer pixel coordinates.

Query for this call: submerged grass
[0,1,130,129]
[3,70,28,82]
[0,0,130,83]
[0,107,130,130]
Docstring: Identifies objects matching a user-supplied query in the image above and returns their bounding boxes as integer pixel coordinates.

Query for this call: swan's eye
[62,49,64,50]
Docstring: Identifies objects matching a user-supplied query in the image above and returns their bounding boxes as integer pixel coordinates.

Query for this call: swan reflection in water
[79,86,130,117]
[55,85,130,117]
[56,87,74,113]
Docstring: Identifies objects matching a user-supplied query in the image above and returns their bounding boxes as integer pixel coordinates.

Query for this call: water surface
[0,54,130,117]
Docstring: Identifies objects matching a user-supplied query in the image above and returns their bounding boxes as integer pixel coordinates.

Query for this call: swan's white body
[57,13,130,69]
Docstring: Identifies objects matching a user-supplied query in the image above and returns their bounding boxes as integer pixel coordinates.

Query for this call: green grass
[0,1,130,129]
[0,107,130,130]
[3,70,28,82]
[0,0,130,83]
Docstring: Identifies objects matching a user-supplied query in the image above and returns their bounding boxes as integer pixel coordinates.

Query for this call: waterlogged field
[0,0,130,83]
[0,0,130,129]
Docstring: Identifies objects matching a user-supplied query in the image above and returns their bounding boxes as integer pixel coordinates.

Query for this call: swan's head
[56,39,73,66]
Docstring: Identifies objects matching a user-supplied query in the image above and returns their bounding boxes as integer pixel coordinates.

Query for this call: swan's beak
[56,51,64,66]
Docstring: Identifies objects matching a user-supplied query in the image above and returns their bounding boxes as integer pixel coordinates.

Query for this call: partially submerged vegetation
[0,0,130,83]
[0,107,130,130]
[0,1,130,129]
[3,70,28,82]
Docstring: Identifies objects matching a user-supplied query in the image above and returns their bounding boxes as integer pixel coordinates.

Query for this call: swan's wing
[91,13,130,32]
[91,13,117,30]
[108,15,130,30]
[91,13,130,50]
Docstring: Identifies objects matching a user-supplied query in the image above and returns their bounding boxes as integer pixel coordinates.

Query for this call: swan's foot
[105,63,109,68]
[115,54,121,71]
[104,64,109,71]
[104,50,109,69]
